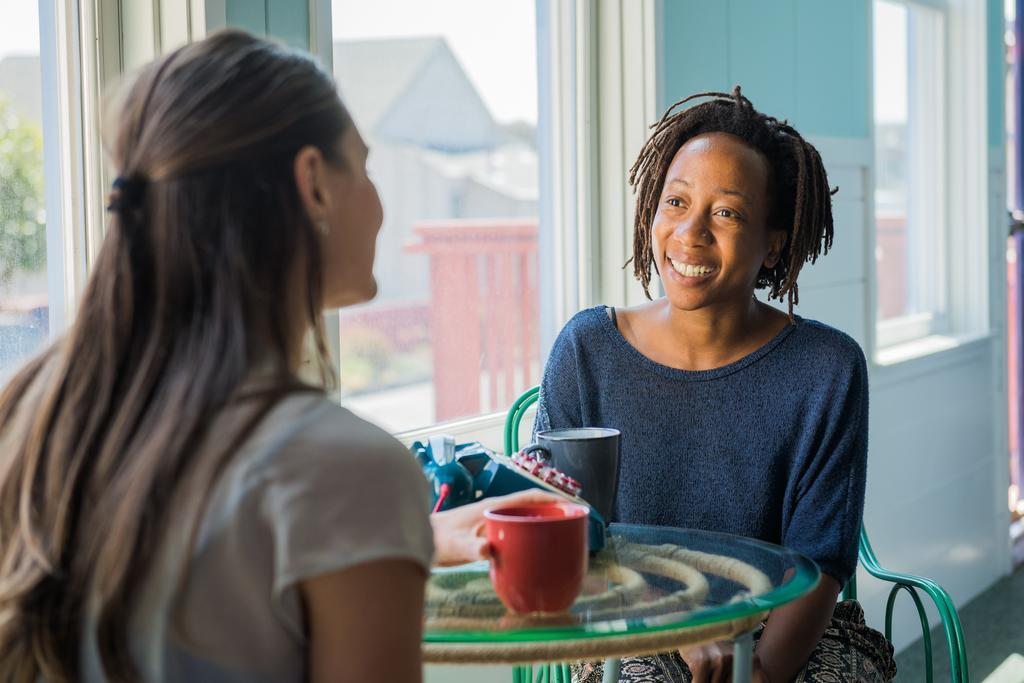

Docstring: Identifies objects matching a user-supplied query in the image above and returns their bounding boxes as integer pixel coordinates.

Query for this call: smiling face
[651,132,786,314]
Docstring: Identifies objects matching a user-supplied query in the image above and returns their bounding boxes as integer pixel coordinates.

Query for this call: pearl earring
[317,219,330,236]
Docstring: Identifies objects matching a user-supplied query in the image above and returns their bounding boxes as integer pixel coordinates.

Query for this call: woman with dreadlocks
[534,88,896,682]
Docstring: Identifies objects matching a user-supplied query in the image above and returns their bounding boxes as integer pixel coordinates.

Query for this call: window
[0,0,118,385]
[873,0,949,347]
[0,4,50,383]
[329,0,574,433]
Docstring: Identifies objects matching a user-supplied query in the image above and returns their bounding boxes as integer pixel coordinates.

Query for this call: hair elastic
[106,175,148,213]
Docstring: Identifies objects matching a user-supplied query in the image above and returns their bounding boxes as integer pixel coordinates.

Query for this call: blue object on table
[411,437,606,552]
[412,435,474,512]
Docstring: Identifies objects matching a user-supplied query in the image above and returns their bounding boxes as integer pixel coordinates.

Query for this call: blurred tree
[0,97,46,286]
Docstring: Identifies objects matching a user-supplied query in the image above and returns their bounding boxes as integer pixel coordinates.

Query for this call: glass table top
[424,524,819,645]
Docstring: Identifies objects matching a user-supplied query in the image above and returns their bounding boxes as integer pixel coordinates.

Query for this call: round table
[424,524,820,683]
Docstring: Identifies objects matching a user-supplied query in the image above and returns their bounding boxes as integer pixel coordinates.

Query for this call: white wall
[366,143,451,302]
[368,142,539,304]
[772,137,1012,653]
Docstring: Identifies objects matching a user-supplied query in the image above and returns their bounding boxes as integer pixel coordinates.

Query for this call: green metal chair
[504,385,969,683]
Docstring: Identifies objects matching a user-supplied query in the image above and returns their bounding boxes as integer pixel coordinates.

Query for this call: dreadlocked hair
[628,85,836,316]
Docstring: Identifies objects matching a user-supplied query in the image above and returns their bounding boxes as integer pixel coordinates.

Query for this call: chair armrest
[858,528,969,683]
[504,386,540,455]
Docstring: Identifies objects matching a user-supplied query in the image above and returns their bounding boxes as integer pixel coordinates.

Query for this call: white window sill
[876,334,971,366]
[394,411,508,450]
[872,331,996,386]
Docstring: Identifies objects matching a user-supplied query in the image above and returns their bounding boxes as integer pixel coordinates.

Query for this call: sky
[0,1,40,61]
[874,1,909,125]
[2,1,539,124]
[332,0,538,125]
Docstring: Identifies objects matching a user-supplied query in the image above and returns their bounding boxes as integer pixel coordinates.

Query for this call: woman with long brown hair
[0,29,536,683]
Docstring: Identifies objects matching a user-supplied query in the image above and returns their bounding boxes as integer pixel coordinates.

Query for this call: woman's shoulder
[787,317,867,376]
[560,305,612,337]
[288,394,413,462]
[547,306,617,361]
[242,392,421,484]
[792,317,865,355]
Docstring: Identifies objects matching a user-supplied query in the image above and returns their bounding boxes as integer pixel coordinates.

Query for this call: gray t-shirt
[80,392,434,682]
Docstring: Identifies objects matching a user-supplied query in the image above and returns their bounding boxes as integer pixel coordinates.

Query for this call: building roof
[333,37,443,133]
[0,55,43,123]
[0,40,503,152]
[333,37,497,152]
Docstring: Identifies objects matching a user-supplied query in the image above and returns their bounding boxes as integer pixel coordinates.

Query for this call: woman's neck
[619,296,790,371]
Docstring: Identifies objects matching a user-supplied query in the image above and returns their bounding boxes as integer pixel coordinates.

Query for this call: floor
[895,563,1024,681]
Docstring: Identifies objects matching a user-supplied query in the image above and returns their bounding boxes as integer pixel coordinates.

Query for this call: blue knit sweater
[533,306,868,584]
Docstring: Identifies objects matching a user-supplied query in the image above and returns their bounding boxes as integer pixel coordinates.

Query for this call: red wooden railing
[406,218,540,422]
[876,215,908,320]
[338,300,431,353]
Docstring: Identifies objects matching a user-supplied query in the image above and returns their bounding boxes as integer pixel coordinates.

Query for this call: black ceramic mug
[523,428,621,522]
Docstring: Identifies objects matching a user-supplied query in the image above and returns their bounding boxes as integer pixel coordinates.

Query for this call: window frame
[39,0,211,338]
[872,0,950,348]
[52,0,657,444]
[316,0,659,443]
[870,0,991,357]
[38,0,114,336]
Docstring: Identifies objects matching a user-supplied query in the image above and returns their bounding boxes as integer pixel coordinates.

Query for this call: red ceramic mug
[484,502,590,613]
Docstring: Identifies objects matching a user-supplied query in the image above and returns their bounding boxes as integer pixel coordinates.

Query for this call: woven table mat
[423,612,766,664]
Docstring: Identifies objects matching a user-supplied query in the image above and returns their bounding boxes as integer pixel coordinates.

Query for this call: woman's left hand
[679,642,771,683]
[429,489,566,566]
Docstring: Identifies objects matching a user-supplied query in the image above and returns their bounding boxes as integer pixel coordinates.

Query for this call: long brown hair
[0,30,351,682]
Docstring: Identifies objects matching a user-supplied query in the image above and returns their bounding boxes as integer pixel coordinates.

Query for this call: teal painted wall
[662,0,1005,145]
[661,0,870,139]
[226,1,267,36]
[224,0,310,50]
[266,0,310,50]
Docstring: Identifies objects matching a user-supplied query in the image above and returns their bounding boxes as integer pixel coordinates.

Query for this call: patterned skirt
[572,601,897,683]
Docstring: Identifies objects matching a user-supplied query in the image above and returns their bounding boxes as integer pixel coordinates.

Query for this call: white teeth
[670,258,713,277]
